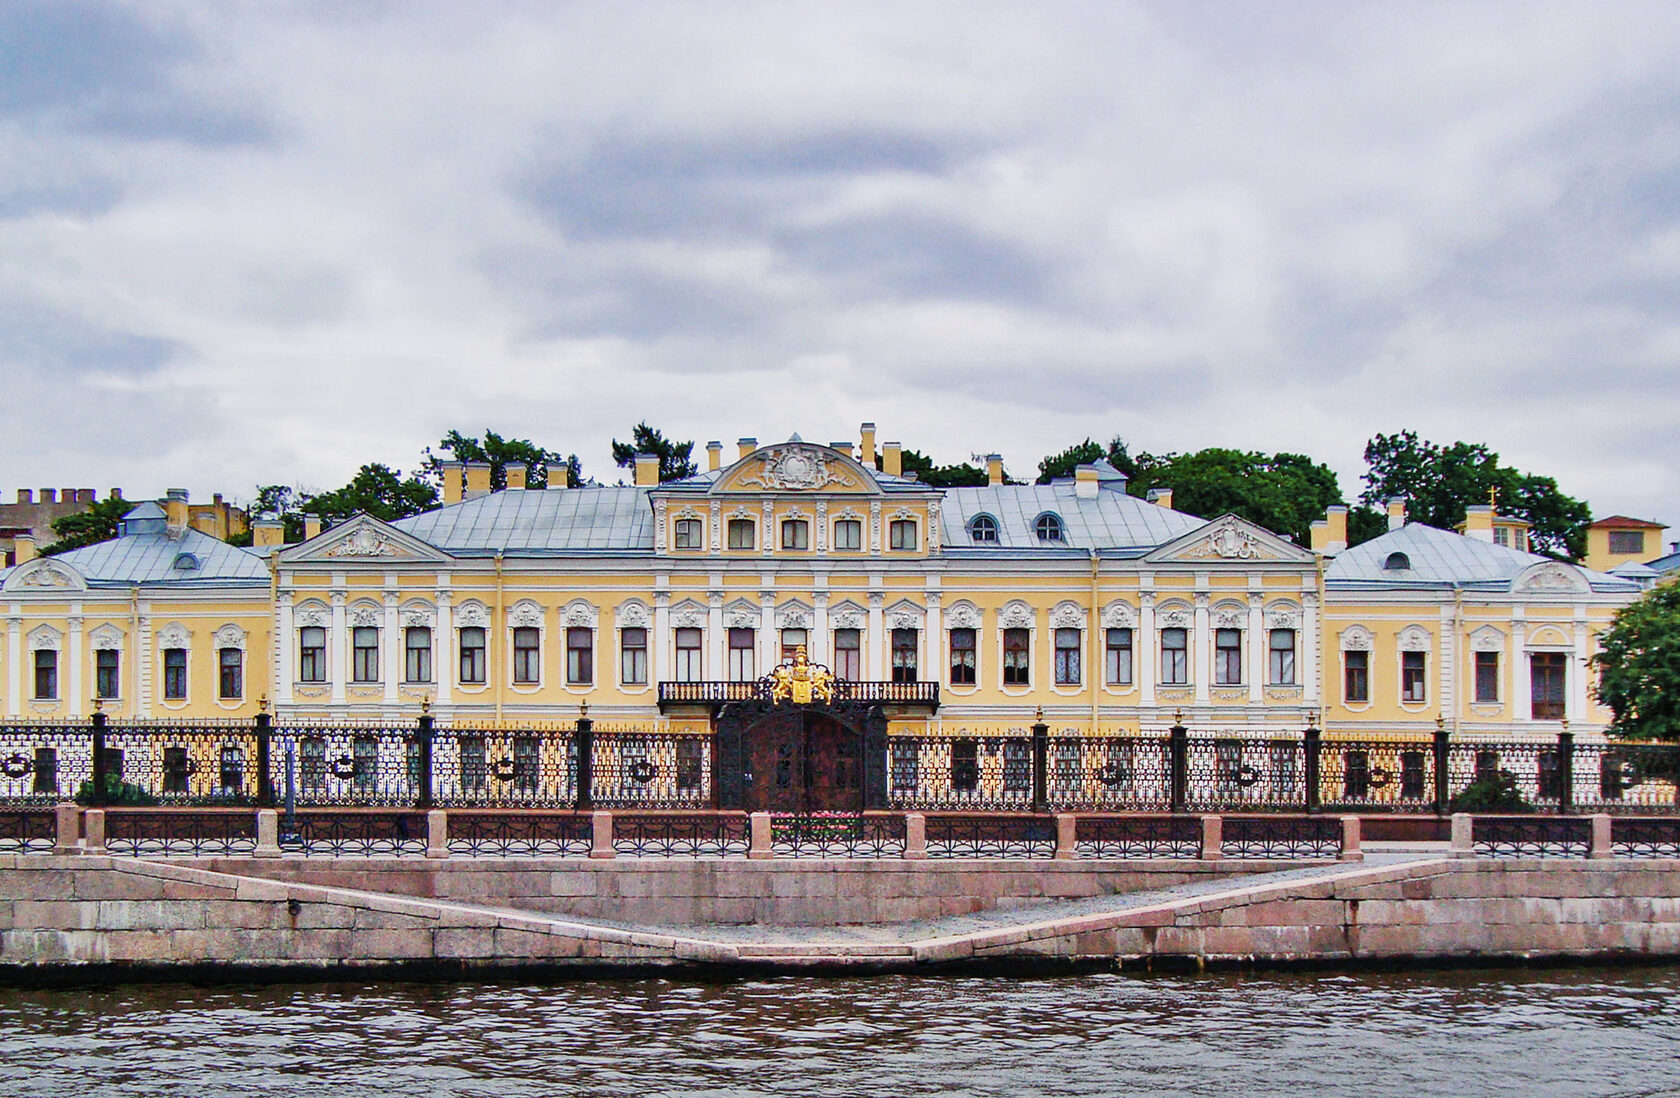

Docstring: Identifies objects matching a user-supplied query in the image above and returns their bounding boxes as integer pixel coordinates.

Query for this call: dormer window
[1035,513,1064,542]
[969,514,998,543]
[1384,552,1411,571]
[172,553,200,572]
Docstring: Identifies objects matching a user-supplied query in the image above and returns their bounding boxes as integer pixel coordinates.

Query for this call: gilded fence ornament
[768,646,836,705]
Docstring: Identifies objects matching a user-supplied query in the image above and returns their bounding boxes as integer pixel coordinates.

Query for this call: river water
[4,966,1679,1097]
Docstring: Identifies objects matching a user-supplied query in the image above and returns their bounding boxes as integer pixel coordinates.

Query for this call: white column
[6,615,20,717]
[925,593,942,684]
[436,590,453,707]
[1302,593,1320,705]
[1512,620,1530,723]
[1193,593,1211,706]
[1438,606,1456,721]
[330,592,347,706]
[1246,595,1264,704]
[383,592,400,706]
[1138,594,1156,708]
[653,593,670,687]
[67,614,84,717]
[759,588,776,671]
[707,593,724,678]
[867,592,885,681]
[276,594,295,706]
[1570,615,1590,722]
[136,612,152,718]
[810,593,829,666]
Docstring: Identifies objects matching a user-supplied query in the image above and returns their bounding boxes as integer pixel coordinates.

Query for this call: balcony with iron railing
[657,679,939,713]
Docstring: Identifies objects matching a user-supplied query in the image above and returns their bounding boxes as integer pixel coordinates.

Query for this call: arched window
[172,553,200,572]
[1384,551,1412,571]
[1035,513,1064,542]
[969,514,998,543]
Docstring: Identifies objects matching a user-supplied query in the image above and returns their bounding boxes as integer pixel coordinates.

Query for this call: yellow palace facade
[0,428,1643,749]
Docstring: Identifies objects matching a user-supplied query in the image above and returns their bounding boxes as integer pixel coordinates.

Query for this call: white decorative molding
[709,500,722,551]
[295,604,329,628]
[671,599,706,629]
[885,600,924,630]
[1101,601,1136,629]
[615,600,650,628]
[945,601,982,630]
[561,600,599,628]
[724,599,759,630]
[1397,625,1432,652]
[1265,602,1302,630]
[1049,601,1086,630]
[1471,626,1506,652]
[1514,561,1591,594]
[732,444,864,491]
[1157,604,1192,629]
[1182,518,1265,561]
[1340,625,1374,652]
[212,624,247,650]
[325,525,399,557]
[26,624,61,651]
[89,624,124,651]
[999,601,1034,630]
[155,622,191,648]
[455,600,489,628]
[829,601,866,630]
[6,560,85,591]
[1527,625,1571,648]
[775,601,812,629]
[1212,605,1246,630]
[508,600,544,629]
[348,605,382,628]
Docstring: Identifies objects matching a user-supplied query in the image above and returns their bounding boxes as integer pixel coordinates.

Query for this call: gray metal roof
[1649,550,1680,574]
[1326,523,1637,592]
[940,484,1204,550]
[0,524,269,587]
[394,488,653,553]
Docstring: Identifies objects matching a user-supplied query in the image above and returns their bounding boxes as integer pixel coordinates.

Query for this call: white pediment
[279,513,452,565]
[1513,560,1591,595]
[3,558,87,593]
[1142,514,1315,565]
[711,442,882,495]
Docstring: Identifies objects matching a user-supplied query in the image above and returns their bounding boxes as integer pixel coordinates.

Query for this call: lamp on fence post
[1432,714,1451,817]
[1031,706,1049,814]
[415,695,434,811]
[1303,709,1321,815]
[575,700,594,811]
[1169,709,1188,815]
[89,701,108,808]
[1558,717,1574,815]
[255,696,274,808]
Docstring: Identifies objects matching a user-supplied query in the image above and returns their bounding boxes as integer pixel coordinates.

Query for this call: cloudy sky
[3,2,1678,527]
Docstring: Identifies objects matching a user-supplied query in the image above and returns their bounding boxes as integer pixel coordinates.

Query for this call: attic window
[1383,552,1411,571]
[172,553,200,572]
[1035,513,1064,542]
[969,514,998,543]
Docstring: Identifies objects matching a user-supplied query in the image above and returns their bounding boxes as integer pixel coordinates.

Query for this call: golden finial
[421,695,431,715]
[1561,716,1569,732]
[1173,708,1184,725]
[1436,713,1446,731]
[1034,705,1044,722]
[92,697,102,714]
[1306,708,1318,730]
[580,699,589,719]
[258,694,269,714]
[1488,486,1498,509]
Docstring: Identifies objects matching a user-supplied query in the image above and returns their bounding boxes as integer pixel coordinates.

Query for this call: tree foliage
[611,422,697,483]
[898,448,991,487]
[1593,583,1680,742]
[1139,449,1343,547]
[301,464,438,528]
[427,429,580,490]
[1037,437,1138,484]
[1359,431,1591,558]
[41,497,136,556]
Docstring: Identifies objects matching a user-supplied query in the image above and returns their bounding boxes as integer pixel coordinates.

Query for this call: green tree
[427,429,580,490]
[1036,437,1141,484]
[612,423,697,482]
[899,448,990,487]
[302,464,438,528]
[41,497,136,555]
[1592,583,1680,742]
[237,484,307,544]
[1142,449,1343,546]
[1359,431,1591,559]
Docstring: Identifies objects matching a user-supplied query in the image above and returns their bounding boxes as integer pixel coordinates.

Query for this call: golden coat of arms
[768,646,836,705]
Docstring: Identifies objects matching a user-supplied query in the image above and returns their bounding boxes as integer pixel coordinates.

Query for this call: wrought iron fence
[771,812,907,857]
[1220,816,1342,859]
[612,811,750,856]
[1471,816,1592,858]
[592,729,714,809]
[0,809,55,852]
[446,811,592,857]
[278,810,428,856]
[1075,814,1201,858]
[1611,817,1680,858]
[925,813,1056,858]
[104,809,258,857]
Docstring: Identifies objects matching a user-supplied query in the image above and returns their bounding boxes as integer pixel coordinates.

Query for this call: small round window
[969,514,998,543]
[1035,513,1064,542]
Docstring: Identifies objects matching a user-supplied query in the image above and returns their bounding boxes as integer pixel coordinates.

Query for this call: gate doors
[743,711,863,813]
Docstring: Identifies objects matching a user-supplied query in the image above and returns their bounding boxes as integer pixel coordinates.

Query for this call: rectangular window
[1401,651,1427,703]
[674,627,702,681]
[1161,628,1188,685]
[1344,650,1369,703]
[833,519,861,550]
[673,518,702,549]
[833,628,860,680]
[889,519,917,550]
[163,746,189,795]
[1054,628,1081,685]
[566,628,594,685]
[460,736,486,792]
[95,649,120,699]
[163,647,188,699]
[1268,629,1296,686]
[1493,527,1510,547]
[1003,740,1031,792]
[1608,529,1645,555]
[620,627,648,685]
[32,748,57,796]
[676,738,703,791]
[299,626,326,683]
[1214,628,1242,685]
[1475,650,1500,703]
[459,627,486,684]
[1105,628,1133,686]
[1531,652,1567,720]
[949,628,976,685]
[219,745,245,795]
[352,627,378,683]
[405,627,432,683]
[1003,628,1030,685]
[950,738,979,792]
[300,738,325,793]
[780,519,809,550]
[890,739,919,792]
[727,519,755,549]
[218,647,243,699]
[512,626,540,684]
[891,628,918,683]
[727,628,755,681]
[780,628,808,663]
[33,650,57,700]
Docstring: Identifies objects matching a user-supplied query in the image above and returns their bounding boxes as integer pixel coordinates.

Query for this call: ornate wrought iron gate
[715,701,888,811]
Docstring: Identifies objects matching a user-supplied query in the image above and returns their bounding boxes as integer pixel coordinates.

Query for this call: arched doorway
[716,700,888,811]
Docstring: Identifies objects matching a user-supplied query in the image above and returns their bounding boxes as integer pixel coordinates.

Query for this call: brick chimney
[1462,504,1494,541]
[1147,487,1174,509]
[164,489,189,535]
[546,462,569,489]
[304,515,322,540]
[252,520,283,548]
[1075,464,1099,499]
[707,441,723,472]
[737,437,757,460]
[860,423,877,469]
[439,462,464,504]
[1387,497,1408,531]
[505,464,527,491]
[464,462,492,499]
[1311,504,1348,554]
[882,442,902,477]
[986,454,1004,487]
[634,453,659,487]
[13,533,35,564]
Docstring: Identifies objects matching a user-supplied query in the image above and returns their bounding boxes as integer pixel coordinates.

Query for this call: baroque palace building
[0,427,1644,747]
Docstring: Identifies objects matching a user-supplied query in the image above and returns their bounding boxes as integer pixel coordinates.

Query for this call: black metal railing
[1472,816,1592,857]
[104,809,258,857]
[278,810,428,856]
[446,811,593,857]
[1221,816,1343,859]
[658,679,939,710]
[771,812,907,857]
[925,813,1056,858]
[1075,815,1201,858]
[0,809,56,852]
[1611,817,1680,858]
[611,811,750,857]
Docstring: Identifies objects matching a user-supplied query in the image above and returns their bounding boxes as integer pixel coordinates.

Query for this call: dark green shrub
[1448,769,1532,814]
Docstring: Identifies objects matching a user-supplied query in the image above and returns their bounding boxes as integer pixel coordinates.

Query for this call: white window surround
[507,599,545,691]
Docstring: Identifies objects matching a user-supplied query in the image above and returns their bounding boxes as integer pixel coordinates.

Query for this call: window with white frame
[833,519,862,550]
[351,627,379,682]
[459,627,486,684]
[673,518,702,549]
[949,628,976,685]
[674,627,702,681]
[620,627,647,685]
[1003,628,1030,685]
[96,649,121,699]
[1161,628,1188,685]
[299,627,326,683]
[1105,628,1133,686]
[405,627,433,683]
[219,647,243,699]
[566,627,594,685]
[33,649,58,700]
[833,628,860,679]
[1054,628,1081,685]
[889,519,917,550]
[1268,628,1296,685]
[727,519,755,549]
[727,627,755,681]
[780,628,807,662]
[164,647,189,698]
[1401,651,1427,703]
[1214,628,1242,685]
[780,519,809,550]
[512,626,540,684]
[891,628,918,682]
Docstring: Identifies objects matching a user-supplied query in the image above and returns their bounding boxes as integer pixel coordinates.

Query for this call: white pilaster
[925,592,942,684]
[1139,593,1156,708]
[1570,614,1590,722]
[811,592,829,666]
[383,591,400,706]
[867,592,885,682]
[653,592,670,687]
[1302,593,1320,705]
[1193,593,1210,706]
[277,593,295,706]
[758,585,776,671]
[1246,594,1263,704]
[1512,620,1530,722]
[436,590,453,706]
[707,592,724,677]
[67,612,83,717]
[5,614,20,717]
[330,591,347,706]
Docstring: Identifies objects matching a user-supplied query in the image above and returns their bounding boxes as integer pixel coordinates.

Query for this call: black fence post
[575,706,594,810]
[1304,724,1321,814]
[1169,722,1188,814]
[255,708,274,808]
[414,707,434,810]
[1030,714,1049,814]
[1557,729,1575,815]
[89,708,109,807]
[1432,724,1451,816]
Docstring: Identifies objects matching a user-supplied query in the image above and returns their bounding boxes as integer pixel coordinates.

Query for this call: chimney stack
[634,453,659,488]
[546,462,569,489]
[505,464,527,491]
[1312,505,1348,554]
[1387,497,1408,531]
[464,462,492,499]
[252,520,283,548]
[304,515,322,540]
[882,442,902,477]
[831,441,854,458]
[440,462,464,504]
[986,454,1004,487]
[738,438,757,460]
[164,488,189,534]
[860,423,877,469]
[1147,487,1174,509]
[1075,464,1099,499]
[13,533,35,564]
[707,441,723,472]
[1462,504,1494,541]
[110,488,122,501]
